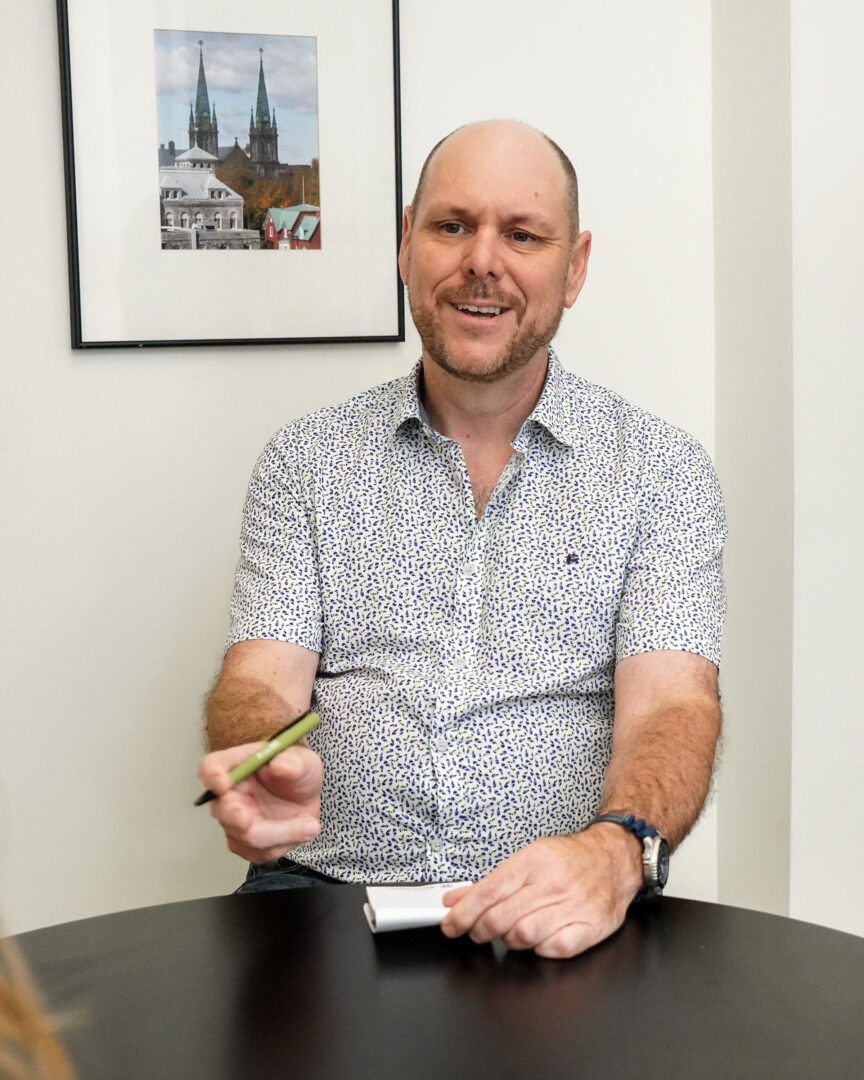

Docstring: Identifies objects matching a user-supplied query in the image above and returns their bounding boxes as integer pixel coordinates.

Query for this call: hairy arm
[200,639,323,862]
[205,639,319,749]
[597,649,721,848]
[441,649,721,958]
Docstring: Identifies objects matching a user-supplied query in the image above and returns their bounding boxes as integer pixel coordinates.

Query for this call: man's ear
[564,230,592,309]
[397,205,413,284]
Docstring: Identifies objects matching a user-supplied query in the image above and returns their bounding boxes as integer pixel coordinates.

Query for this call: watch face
[657,839,670,887]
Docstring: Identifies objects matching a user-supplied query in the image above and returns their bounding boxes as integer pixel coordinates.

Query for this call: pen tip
[194,790,216,806]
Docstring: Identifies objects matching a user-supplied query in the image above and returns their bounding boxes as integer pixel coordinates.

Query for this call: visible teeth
[456,304,503,315]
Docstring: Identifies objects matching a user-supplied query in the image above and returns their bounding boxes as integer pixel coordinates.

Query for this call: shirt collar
[518,348,576,450]
[392,361,427,435]
[391,348,577,450]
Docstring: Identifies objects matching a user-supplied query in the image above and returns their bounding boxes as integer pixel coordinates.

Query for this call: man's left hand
[440,826,643,959]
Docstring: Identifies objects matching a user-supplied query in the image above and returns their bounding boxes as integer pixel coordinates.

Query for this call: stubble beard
[408,282,567,385]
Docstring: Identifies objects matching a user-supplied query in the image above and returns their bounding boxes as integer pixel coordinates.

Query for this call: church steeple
[189,40,219,157]
[255,49,271,126]
[249,48,279,176]
[195,42,212,125]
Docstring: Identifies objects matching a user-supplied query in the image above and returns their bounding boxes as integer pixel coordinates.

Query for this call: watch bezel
[642,833,670,893]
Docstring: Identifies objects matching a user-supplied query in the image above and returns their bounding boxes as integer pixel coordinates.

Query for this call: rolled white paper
[363,882,471,933]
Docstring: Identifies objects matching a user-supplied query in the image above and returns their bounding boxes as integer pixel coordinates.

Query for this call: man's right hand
[197,742,324,863]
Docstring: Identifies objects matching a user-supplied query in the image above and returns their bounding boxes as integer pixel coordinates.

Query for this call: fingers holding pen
[197,741,323,805]
[257,744,324,802]
[198,740,325,863]
[197,742,259,796]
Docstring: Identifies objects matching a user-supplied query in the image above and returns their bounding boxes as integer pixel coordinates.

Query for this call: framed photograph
[56,0,404,348]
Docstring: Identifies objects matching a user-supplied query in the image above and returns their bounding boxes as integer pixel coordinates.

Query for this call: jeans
[235,856,347,893]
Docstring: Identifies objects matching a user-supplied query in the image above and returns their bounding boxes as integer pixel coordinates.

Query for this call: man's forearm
[596,698,721,850]
[204,640,319,751]
[205,677,304,751]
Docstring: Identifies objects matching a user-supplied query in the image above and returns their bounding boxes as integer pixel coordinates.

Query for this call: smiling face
[399,121,591,384]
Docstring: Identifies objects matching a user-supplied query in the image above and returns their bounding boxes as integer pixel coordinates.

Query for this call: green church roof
[194,42,212,125]
[255,49,272,127]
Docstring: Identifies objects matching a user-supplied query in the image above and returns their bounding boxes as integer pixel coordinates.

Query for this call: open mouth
[452,303,510,320]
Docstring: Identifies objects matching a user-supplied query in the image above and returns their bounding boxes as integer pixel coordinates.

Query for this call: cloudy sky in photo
[154,29,318,164]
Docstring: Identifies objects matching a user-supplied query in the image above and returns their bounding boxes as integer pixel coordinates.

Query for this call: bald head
[409,120,580,240]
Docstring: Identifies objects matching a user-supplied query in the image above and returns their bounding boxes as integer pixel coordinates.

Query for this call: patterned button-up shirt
[226,350,726,883]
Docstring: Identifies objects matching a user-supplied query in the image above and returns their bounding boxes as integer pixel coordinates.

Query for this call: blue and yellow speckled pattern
[226,350,726,883]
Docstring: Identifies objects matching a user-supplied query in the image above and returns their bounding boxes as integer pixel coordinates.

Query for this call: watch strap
[587,812,658,840]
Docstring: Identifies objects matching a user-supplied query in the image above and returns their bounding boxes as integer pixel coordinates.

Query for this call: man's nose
[461,228,504,279]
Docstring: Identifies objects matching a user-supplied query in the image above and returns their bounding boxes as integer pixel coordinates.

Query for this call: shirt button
[452,656,468,671]
[433,735,448,753]
[429,839,443,853]
[464,561,479,576]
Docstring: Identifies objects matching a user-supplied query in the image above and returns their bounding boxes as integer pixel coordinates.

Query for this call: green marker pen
[194,710,321,806]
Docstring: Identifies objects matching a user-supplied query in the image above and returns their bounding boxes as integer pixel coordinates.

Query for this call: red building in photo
[263,204,321,250]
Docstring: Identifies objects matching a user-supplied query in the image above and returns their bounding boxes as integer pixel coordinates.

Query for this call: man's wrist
[586,812,670,899]
[583,821,644,900]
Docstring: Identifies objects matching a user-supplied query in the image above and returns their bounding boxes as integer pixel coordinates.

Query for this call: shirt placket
[426,438,526,880]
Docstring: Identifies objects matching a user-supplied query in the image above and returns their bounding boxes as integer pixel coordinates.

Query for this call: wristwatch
[587,812,669,899]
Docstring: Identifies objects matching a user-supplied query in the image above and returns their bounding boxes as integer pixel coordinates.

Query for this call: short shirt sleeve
[225,434,323,653]
[615,423,727,666]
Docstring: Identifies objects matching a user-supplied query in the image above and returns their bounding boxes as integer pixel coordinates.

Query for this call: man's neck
[420,349,549,447]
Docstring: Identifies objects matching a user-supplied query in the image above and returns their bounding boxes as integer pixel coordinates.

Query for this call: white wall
[713,0,794,916]
[3,0,718,934]
[790,0,864,936]
[711,0,864,937]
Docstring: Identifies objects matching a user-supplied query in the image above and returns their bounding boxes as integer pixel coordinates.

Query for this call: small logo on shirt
[565,553,579,565]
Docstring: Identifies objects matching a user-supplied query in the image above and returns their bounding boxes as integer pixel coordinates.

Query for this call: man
[199,119,725,959]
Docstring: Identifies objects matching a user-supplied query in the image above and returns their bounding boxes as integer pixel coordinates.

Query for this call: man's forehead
[418,122,569,219]
[429,122,563,183]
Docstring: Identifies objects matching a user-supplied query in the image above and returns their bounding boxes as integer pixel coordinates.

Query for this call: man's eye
[511,231,536,244]
[441,222,464,235]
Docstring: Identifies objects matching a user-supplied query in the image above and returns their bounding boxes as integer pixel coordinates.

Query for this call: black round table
[13,887,864,1079]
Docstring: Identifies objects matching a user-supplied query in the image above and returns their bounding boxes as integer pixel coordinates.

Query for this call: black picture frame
[56,0,404,348]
